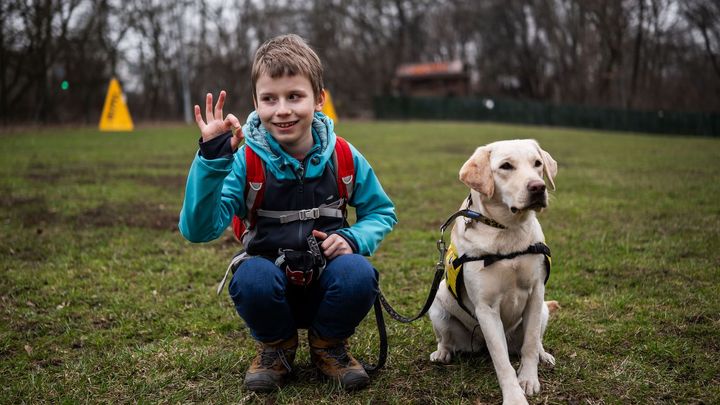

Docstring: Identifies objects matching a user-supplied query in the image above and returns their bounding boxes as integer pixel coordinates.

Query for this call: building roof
[395,60,465,79]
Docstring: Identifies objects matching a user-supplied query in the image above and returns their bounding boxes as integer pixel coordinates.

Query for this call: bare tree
[682,0,720,107]
[2,0,718,125]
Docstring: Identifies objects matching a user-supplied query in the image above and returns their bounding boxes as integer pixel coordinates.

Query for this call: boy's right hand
[312,230,352,260]
[194,90,244,151]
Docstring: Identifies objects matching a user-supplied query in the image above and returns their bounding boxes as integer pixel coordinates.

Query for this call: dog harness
[445,242,552,319]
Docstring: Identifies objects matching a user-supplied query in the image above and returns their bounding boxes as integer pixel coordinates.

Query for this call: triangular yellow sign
[99,77,134,131]
[322,89,338,123]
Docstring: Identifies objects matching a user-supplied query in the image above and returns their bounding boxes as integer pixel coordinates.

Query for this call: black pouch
[275,235,327,287]
[278,250,316,286]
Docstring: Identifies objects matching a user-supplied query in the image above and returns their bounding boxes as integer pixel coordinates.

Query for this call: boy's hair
[251,34,324,103]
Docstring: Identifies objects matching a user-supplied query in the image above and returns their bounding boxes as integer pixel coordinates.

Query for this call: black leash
[362,209,492,372]
[360,297,387,373]
[378,208,501,323]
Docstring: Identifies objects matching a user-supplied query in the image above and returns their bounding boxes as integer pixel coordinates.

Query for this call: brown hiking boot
[308,330,369,390]
[243,333,298,392]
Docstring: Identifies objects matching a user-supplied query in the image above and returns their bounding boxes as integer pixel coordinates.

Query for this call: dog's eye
[500,162,514,170]
[534,160,542,167]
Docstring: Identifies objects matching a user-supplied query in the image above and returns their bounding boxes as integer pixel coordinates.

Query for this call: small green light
[61,81,69,90]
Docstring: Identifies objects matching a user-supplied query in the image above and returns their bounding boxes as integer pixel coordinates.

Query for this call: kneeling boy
[179,34,397,391]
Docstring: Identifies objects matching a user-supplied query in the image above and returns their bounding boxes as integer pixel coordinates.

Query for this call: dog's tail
[545,300,561,315]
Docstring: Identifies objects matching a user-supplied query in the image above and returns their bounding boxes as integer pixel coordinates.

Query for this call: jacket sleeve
[334,143,397,256]
[178,146,248,243]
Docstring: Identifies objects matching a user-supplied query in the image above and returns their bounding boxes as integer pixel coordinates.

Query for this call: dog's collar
[462,194,507,230]
[439,208,506,233]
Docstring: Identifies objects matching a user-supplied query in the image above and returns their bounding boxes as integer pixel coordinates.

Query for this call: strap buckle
[298,208,320,221]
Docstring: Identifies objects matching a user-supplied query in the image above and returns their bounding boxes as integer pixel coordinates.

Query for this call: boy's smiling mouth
[274,121,298,129]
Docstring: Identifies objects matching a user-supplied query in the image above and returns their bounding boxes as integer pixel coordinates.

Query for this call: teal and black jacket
[179,111,397,256]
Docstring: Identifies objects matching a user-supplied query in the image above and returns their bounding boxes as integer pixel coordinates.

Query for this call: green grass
[1,121,719,404]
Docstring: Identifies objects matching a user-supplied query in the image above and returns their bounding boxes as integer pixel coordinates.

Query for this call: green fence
[373,96,720,137]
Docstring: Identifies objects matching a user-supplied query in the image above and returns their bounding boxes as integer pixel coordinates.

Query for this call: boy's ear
[315,89,326,112]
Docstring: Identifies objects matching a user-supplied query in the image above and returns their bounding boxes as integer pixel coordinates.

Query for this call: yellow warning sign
[99,78,134,131]
[322,90,338,122]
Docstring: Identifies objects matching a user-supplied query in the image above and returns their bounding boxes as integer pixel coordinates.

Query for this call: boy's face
[254,73,325,151]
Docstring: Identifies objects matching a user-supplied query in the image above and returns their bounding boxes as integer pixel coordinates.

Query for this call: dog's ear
[535,144,557,191]
[459,147,494,198]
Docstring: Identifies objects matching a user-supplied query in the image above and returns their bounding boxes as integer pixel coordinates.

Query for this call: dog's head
[459,139,557,214]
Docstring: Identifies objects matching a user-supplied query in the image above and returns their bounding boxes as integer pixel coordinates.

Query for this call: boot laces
[259,347,292,372]
[324,344,352,367]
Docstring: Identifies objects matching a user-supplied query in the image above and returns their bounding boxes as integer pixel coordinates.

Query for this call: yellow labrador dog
[429,139,558,405]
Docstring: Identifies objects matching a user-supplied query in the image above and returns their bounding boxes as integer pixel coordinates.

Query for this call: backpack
[231,136,355,243]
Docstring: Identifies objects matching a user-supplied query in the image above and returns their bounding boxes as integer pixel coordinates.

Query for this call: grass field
[1,121,719,404]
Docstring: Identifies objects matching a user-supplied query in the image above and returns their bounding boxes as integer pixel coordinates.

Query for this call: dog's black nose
[527,180,546,194]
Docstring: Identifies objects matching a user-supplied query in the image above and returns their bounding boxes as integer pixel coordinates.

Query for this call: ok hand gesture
[194,90,244,151]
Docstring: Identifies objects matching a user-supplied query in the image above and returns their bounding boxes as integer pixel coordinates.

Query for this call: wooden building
[393,60,470,97]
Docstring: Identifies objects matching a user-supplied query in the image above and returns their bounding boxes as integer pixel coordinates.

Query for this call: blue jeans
[228,253,378,342]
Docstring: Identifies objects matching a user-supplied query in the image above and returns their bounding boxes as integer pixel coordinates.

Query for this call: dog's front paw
[502,389,529,405]
[517,364,541,396]
[518,376,540,396]
[429,348,452,364]
[540,350,556,367]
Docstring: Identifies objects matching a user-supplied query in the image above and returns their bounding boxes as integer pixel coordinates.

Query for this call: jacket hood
[241,111,336,180]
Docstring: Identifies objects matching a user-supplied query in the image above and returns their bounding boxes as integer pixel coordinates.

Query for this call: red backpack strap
[232,145,265,242]
[231,215,244,242]
[333,136,355,203]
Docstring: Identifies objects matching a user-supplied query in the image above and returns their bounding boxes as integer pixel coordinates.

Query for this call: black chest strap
[451,242,552,319]
[453,242,552,284]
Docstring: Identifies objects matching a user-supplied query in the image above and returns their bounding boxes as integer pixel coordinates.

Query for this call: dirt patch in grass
[140,161,189,170]
[23,163,186,192]
[24,169,66,183]
[0,193,58,228]
[126,174,186,191]
[684,314,720,353]
[1,189,179,231]
[0,194,46,210]
[24,162,120,183]
[74,202,179,231]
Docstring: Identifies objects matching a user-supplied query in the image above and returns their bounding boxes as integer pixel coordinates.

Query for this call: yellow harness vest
[444,243,463,299]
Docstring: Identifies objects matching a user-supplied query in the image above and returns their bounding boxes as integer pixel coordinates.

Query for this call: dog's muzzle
[510,180,548,213]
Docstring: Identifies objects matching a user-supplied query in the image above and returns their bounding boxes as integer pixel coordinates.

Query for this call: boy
[179,34,397,392]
